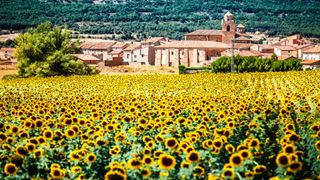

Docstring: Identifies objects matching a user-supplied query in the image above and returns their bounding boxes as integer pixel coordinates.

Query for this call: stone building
[155,41,230,67]
[80,41,115,61]
[185,12,264,45]
[123,37,168,66]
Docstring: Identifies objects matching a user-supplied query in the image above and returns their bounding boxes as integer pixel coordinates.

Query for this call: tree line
[0,0,320,40]
[211,55,302,73]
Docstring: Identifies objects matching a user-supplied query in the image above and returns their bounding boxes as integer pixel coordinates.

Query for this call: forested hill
[1,0,320,40]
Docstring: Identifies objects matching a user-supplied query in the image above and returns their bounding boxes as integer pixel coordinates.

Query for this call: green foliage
[14,22,100,77]
[0,39,16,48]
[211,55,302,73]
[178,65,186,74]
[1,0,320,40]
[1,74,21,80]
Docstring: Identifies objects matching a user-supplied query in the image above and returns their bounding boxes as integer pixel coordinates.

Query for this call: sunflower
[71,166,82,174]
[249,139,260,149]
[25,143,36,152]
[70,151,82,161]
[153,150,164,158]
[43,130,54,140]
[32,149,42,158]
[239,149,251,160]
[288,162,302,173]
[181,161,190,168]
[225,144,235,154]
[141,168,151,178]
[284,144,295,154]
[229,153,243,166]
[4,163,18,175]
[128,158,142,169]
[105,170,127,180]
[245,171,254,178]
[165,138,178,149]
[276,153,290,167]
[193,166,205,176]
[16,146,28,156]
[222,168,234,178]
[186,151,200,163]
[86,153,97,163]
[50,168,63,179]
[143,156,153,165]
[158,154,176,170]
[253,165,267,175]
[315,140,320,150]
[65,129,76,139]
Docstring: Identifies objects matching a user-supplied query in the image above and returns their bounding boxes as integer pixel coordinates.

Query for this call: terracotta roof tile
[124,43,141,51]
[303,45,320,53]
[112,42,129,48]
[73,54,101,61]
[80,42,115,50]
[275,46,296,51]
[155,41,230,49]
[143,37,166,43]
[277,55,294,60]
[185,30,223,36]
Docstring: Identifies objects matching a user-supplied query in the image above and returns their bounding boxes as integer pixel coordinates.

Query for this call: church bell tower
[222,11,236,44]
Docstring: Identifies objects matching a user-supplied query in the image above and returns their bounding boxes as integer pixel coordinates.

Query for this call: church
[184,11,259,45]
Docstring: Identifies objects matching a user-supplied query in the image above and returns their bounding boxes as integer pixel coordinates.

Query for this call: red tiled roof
[112,42,129,48]
[277,55,294,60]
[303,46,320,53]
[155,41,230,49]
[73,54,101,61]
[124,43,141,51]
[297,44,314,50]
[302,60,320,65]
[222,49,262,57]
[185,30,222,36]
[275,46,296,51]
[235,36,252,41]
[233,43,252,50]
[80,42,115,50]
[143,37,166,43]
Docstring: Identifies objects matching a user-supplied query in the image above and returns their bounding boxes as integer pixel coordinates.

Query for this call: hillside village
[1,12,320,70]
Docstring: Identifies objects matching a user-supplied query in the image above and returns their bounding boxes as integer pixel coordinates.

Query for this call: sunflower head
[4,163,18,175]
[158,154,176,170]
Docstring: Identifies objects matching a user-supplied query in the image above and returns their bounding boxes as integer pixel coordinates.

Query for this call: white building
[302,45,320,60]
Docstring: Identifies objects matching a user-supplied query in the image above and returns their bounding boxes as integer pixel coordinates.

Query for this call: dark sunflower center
[7,165,16,173]
[189,153,199,161]
[232,156,241,164]
[162,157,173,166]
[279,156,288,165]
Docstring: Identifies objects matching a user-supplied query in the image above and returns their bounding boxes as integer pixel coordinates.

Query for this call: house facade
[302,46,320,60]
[155,41,230,67]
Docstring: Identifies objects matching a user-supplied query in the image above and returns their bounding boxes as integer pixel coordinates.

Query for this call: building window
[142,54,145,58]
[127,54,129,58]
[171,51,174,55]
[134,55,137,58]
[227,25,230,32]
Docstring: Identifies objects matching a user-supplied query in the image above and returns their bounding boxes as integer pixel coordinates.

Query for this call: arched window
[227,25,230,32]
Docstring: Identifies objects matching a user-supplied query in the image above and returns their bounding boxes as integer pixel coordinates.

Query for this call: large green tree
[14,22,99,77]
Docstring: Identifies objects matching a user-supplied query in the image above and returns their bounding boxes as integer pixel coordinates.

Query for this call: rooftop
[275,46,296,51]
[155,41,230,49]
[185,30,222,36]
[143,37,166,44]
[124,43,141,51]
[80,41,115,50]
[303,45,320,53]
[73,54,101,61]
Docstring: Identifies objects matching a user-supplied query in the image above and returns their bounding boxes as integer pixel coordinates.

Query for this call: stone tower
[221,11,236,44]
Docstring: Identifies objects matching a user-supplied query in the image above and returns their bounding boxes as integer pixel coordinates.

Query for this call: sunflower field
[0,71,320,180]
